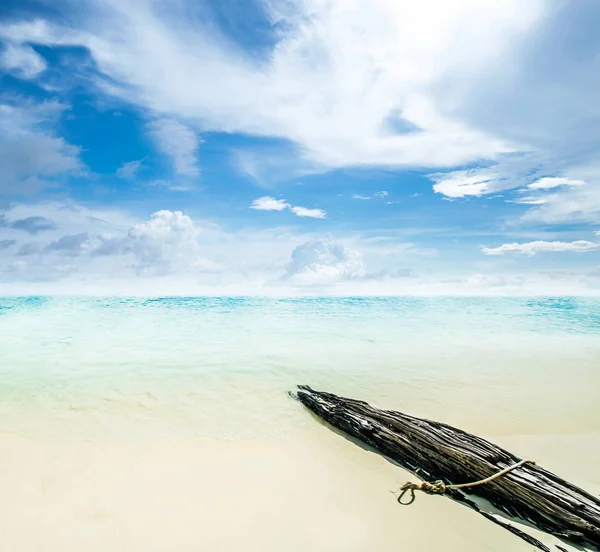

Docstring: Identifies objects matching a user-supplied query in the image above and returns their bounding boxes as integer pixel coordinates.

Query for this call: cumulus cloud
[2,201,600,294]
[481,240,600,256]
[0,42,46,78]
[286,238,364,285]
[147,119,200,177]
[0,204,219,281]
[127,210,215,275]
[250,196,326,218]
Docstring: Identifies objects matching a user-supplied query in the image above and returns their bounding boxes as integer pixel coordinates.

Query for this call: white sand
[1,423,597,551]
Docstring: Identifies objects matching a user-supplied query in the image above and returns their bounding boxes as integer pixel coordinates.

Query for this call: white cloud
[286,238,364,285]
[127,210,216,275]
[511,196,548,206]
[430,168,590,202]
[351,191,389,201]
[2,201,135,236]
[0,42,46,78]
[116,159,143,179]
[0,100,82,194]
[0,205,218,281]
[290,206,326,219]
[44,232,91,256]
[431,170,497,198]
[3,201,600,295]
[481,240,600,256]
[527,177,585,190]
[147,119,200,177]
[424,2,600,215]
[520,183,600,225]
[250,196,326,218]
[250,196,289,211]
[2,1,600,241]
[0,0,542,170]
[9,3,599,229]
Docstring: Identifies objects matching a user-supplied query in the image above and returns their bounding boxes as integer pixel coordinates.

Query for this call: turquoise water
[1,296,599,439]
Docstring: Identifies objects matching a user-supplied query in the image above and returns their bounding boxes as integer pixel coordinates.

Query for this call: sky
[1,0,600,295]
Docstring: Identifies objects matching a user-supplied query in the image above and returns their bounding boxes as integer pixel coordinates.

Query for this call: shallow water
[1,296,599,440]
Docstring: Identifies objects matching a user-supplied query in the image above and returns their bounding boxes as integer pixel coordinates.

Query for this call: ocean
[1,296,600,551]
[1,296,599,440]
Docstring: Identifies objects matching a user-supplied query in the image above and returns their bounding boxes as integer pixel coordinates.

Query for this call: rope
[396,459,533,505]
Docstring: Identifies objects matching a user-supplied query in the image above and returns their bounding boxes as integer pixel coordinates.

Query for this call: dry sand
[1,423,598,552]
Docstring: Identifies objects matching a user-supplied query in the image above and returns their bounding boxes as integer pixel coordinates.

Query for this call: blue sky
[1,0,600,294]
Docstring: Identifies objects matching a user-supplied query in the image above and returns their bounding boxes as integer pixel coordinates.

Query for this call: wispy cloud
[519,182,600,225]
[7,0,598,227]
[0,42,46,78]
[147,119,200,177]
[350,191,388,200]
[526,177,585,190]
[0,0,538,170]
[0,100,82,195]
[250,196,326,219]
[482,240,600,256]
[116,159,143,179]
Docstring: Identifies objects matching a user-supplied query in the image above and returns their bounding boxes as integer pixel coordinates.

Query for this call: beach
[1,296,599,550]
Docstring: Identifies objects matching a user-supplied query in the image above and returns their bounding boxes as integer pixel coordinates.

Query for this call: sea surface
[1,296,599,440]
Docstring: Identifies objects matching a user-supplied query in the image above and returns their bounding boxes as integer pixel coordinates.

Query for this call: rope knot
[396,479,447,505]
[420,480,447,494]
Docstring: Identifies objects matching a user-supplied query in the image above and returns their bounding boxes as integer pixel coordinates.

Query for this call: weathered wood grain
[294,386,600,550]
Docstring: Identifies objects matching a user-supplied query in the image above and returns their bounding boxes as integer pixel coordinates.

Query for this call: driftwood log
[294,386,600,551]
